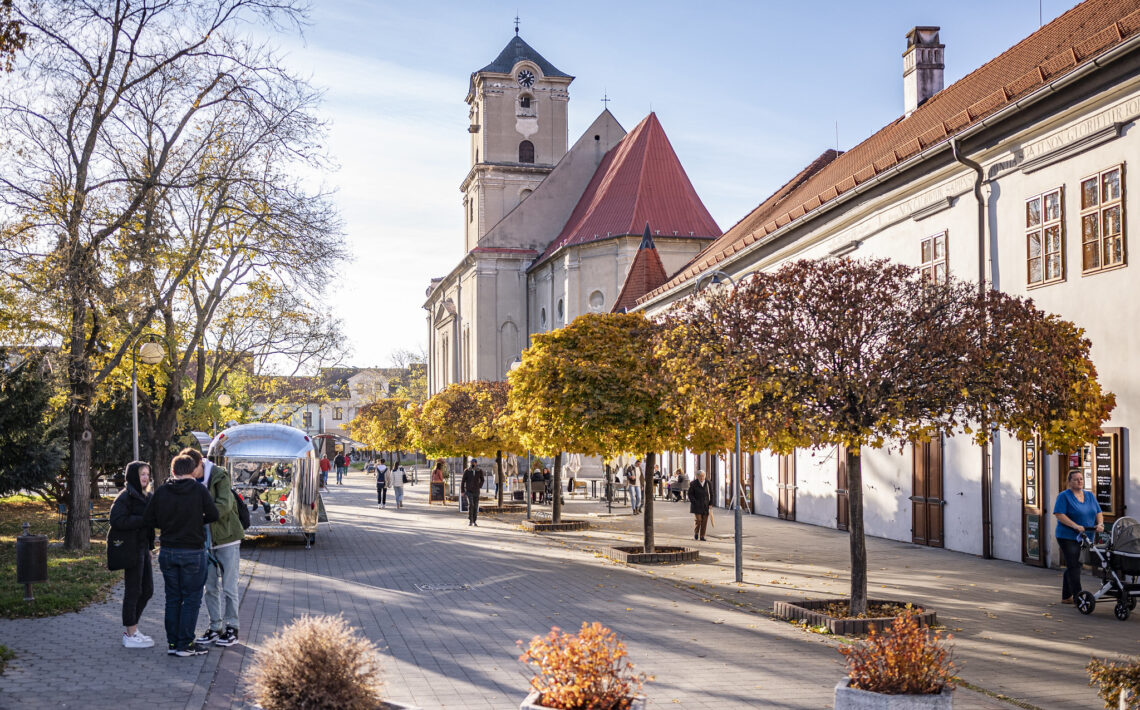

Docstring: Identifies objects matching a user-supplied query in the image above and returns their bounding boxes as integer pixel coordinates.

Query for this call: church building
[423,31,721,395]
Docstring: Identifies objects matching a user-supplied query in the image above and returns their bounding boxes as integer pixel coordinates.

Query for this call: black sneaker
[174,643,209,657]
[215,627,239,647]
[195,629,222,644]
[167,644,178,656]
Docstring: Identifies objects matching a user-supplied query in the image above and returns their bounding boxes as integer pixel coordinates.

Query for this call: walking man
[181,448,244,649]
[333,451,346,485]
[462,460,484,526]
[142,454,219,656]
[689,469,713,541]
[376,458,389,508]
[628,459,644,514]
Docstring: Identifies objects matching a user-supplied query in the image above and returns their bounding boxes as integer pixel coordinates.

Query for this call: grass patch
[0,645,14,674]
[0,494,120,619]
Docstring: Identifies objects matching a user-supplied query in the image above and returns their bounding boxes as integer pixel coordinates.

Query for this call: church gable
[612,224,669,313]
[533,112,722,267]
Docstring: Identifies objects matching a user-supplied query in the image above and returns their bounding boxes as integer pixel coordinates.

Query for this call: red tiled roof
[640,0,1140,304]
[535,112,721,265]
[612,225,669,313]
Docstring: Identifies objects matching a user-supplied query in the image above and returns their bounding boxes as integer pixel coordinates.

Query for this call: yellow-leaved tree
[349,398,414,468]
[508,312,672,550]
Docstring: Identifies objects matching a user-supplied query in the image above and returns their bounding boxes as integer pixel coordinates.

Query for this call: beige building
[638,0,1140,568]
[425,32,721,396]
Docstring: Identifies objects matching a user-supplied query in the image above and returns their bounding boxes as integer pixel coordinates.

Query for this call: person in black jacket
[461,462,484,527]
[689,469,713,541]
[142,454,219,657]
[109,461,156,649]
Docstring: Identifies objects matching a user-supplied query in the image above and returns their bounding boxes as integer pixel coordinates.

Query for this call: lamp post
[131,336,166,462]
[695,269,744,584]
[213,393,232,438]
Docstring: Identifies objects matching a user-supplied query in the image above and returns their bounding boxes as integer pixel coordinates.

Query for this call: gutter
[635,30,1140,312]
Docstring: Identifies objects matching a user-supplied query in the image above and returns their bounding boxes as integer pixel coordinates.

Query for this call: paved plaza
[1,473,1132,709]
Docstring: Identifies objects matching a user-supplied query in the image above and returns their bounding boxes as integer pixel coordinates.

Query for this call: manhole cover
[415,583,471,592]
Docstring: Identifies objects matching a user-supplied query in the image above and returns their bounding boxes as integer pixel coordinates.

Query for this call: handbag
[106,527,139,571]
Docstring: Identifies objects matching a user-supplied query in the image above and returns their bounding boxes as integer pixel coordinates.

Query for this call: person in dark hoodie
[143,454,219,657]
[108,461,156,649]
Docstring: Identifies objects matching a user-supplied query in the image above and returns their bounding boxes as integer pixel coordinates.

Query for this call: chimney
[903,26,944,117]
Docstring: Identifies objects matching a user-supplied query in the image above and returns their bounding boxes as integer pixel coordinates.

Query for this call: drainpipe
[951,136,993,560]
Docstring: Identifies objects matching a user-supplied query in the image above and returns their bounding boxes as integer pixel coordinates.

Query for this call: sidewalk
[545,491,1130,709]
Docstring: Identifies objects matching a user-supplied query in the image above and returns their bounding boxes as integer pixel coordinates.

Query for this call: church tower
[462,30,572,251]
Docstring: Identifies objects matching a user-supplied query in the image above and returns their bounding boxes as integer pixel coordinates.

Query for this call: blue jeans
[336,466,344,484]
[630,485,643,511]
[159,547,208,651]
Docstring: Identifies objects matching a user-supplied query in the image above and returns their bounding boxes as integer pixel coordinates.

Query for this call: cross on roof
[514,15,520,34]
[601,92,611,107]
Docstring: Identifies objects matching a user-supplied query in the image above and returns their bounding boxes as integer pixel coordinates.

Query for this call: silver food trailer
[207,422,325,548]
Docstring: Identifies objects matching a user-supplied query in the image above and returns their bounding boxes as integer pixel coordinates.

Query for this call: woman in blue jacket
[1053,469,1104,604]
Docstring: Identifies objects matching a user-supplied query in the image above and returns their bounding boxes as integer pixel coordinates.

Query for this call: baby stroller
[1076,516,1140,620]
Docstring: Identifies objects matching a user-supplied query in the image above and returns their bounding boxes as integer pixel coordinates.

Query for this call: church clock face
[517,69,535,87]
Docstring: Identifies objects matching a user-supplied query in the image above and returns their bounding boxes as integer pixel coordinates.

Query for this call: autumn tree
[0,0,315,548]
[707,258,1113,614]
[350,398,414,468]
[467,380,521,507]
[508,312,670,549]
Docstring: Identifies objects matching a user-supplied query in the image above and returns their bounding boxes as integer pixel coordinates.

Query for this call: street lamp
[131,336,165,462]
[695,269,745,584]
[212,393,232,438]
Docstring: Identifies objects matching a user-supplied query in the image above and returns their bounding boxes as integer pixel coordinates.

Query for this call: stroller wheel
[1114,600,1131,621]
[1076,591,1096,615]
[1130,596,1137,611]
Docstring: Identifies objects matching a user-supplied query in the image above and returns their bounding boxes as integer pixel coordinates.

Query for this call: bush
[1088,657,1140,709]
[839,612,954,695]
[518,622,647,710]
[247,614,384,710]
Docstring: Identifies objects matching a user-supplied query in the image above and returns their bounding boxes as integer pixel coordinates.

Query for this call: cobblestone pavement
[0,473,1119,708]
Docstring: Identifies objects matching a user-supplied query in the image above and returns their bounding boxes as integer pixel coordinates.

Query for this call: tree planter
[773,599,936,635]
[520,690,646,710]
[522,519,589,532]
[379,701,422,710]
[834,681,953,709]
[605,545,698,564]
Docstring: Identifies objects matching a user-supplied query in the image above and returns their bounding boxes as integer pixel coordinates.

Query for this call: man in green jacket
[181,448,244,647]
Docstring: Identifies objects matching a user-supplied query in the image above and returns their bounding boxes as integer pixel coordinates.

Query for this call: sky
[273,0,1080,369]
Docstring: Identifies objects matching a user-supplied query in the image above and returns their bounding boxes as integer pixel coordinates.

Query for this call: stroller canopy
[1111,517,1140,555]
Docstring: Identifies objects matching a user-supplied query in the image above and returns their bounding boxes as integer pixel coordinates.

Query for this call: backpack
[233,488,251,530]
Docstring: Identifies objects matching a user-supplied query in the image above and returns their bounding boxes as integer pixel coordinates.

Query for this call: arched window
[519,96,531,108]
[519,140,535,164]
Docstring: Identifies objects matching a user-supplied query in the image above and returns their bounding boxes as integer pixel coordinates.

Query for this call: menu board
[1026,514,1041,559]
[1095,434,1115,512]
[1023,438,1038,506]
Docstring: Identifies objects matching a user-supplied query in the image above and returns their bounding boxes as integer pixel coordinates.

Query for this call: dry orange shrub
[839,612,955,695]
[518,622,648,709]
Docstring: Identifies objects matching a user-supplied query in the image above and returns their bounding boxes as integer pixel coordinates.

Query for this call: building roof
[612,224,669,313]
[535,112,721,265]
[477,34,571,78]
[640,0,1140,304]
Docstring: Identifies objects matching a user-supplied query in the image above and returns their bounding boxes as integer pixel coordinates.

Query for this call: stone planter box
[521,690,646,709]
[772,599,936,636]
[522,519,589,532]
[605,545,698,564]
[481,504,527,514]
[834,681,952,709]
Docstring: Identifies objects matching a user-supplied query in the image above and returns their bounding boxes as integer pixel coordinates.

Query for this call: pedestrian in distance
[1053,469,1104,604]
[541,466,552,504]
[628,459,644,514]
[319,454,331,488]
[376,458,390,508]
[142,454,219,657]
[108,460,156,649]
[689,469,713,541]
[392,463,407,508]
[180,448,244,648]
[430,459,445,503]
[462,461,484,526]
[333,451,346,485]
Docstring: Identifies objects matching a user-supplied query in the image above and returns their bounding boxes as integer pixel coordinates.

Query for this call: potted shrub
[1087,656,1140,709]
[247,613,419,710]
[835,612,955,709]
[518,622,648,710]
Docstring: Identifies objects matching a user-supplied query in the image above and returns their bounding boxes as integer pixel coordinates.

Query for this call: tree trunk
[644,451,655,554]
[552,452,563,524]
[64,393,94,551]
[847,445,868,615]
[149,386,183,486]
[496,450,504,507]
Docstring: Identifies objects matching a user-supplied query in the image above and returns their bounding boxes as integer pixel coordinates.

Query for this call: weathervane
[514,14,520,35]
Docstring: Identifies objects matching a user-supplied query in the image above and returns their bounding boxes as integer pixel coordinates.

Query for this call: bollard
[15,521,48,602]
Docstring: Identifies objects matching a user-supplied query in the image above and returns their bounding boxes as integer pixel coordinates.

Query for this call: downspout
[951,135,993,560]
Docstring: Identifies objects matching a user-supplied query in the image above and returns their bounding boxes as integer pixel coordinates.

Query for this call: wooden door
[911,437,945,547]
[836,446,849,531]
[777,452,796,521]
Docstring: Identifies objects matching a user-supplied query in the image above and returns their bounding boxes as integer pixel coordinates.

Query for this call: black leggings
[122,550,154,627]
[1058,538,1084,599]
[377,486,387,505]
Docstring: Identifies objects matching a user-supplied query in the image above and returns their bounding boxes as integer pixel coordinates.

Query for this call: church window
[589,290,605,312]
[557,299,564,323]
[469,199,474,223]
[539,307,547,329]
[520,96,531,108]
[519,140,535,164]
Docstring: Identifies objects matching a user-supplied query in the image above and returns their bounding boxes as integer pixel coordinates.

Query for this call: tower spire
[514,14,520,35]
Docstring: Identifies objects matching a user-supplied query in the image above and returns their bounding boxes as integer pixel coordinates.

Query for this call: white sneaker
[123,631,154,649]
[134,631,154,643]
